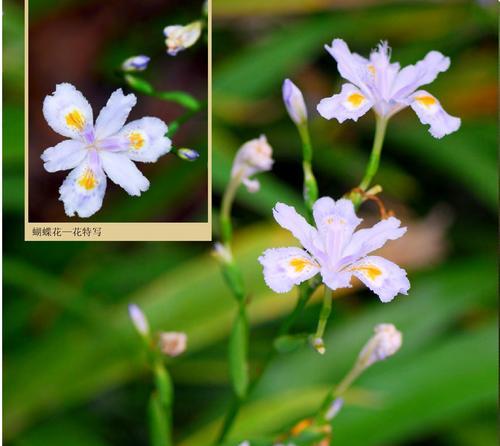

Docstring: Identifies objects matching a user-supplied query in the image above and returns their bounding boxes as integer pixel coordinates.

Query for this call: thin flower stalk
[315,323,402,424]
[128,304,175,446]
[282,79,318,218]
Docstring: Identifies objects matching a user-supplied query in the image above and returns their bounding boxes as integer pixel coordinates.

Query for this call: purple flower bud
[177,147,200,161]
[128,304,150,336]
[282,78,308,125]
[122,55,150,72]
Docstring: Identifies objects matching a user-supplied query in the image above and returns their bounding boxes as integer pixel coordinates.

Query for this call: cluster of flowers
[219,38,459,445]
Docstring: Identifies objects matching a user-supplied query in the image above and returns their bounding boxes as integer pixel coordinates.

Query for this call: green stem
[359,116,388,191]
[215,281,319,444]
[219,172,242,245]
[298,123,318,219]
[312,286,332,353]
[167,107,203,138]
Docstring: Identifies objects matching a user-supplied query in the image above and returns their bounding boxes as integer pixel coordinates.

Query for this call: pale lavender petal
[118,117,171,163]
[94,89,137,139]
[317,83,373,123]
[391,51,450,99]
[272,202,320,257]
[343,216,406,261]
[41,139,87,172]
[313,197,362,263]
[320,267,352,291]
[59,158,107,218]
[409,90,460,138]
[368,41,400,101]
[99,151,149,196]
[43,83,94,141]
[324,39,370,91]
[347,255,410,302]
[258,247,320,293]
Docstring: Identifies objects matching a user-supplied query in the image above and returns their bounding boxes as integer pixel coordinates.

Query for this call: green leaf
[229,308,249,399]
[156,91,201,111]
[124,74,154,94]
[273,334,308,354]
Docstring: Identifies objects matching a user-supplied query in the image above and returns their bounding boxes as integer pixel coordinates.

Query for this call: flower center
[65,109,85,132]
[78,168,98,190]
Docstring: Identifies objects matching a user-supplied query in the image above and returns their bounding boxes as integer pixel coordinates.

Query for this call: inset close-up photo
[25,0,210,240]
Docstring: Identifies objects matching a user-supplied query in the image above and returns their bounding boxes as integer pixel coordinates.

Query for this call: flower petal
[347,255,410,302]
[313,197,363,264]
[317,83,373,123]
[324,39,370,91]
[273,202,320,257]
[41,139,87,172]
[94,89,137,139]
[43,83,94,141]
[320,267,352,291]
[258,247,320,293]
[343,216,406,261]
[391,51,450,99]
[99,151,149,196]
[409,90,460,138]
[59,159,107,218]
[118,117,171,163]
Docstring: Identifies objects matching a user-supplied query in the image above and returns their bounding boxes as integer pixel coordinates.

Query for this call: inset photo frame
[24,0,211,241]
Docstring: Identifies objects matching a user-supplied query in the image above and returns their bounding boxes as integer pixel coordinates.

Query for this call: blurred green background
[3,0,498,445]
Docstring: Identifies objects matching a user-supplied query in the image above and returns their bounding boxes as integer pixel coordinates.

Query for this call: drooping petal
[59,158,107,218]
[258,247,320,293]
[272,202,321,258]
[391,51,450,100]
[312,197,363,264]
[118,117,171,163]
[317,83,373,123]
[324,39,370,92]
[342,216,406,261]
[346,255,410,302]
[94,89,137,139]
[99,151,149,196]
[41,139,87,172]
[409,90,460,138]
[43,83,94,141]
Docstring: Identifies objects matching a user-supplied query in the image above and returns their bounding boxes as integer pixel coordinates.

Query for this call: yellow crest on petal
[347,93,365,108]
[65,109,85,131]
[78,168,97,191]
[415,95,437,109]
[129,131,145,150]
[289,257,312,273]
[351,264,383,281]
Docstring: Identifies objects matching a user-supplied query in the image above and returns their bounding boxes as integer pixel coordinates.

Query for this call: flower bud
[325,397,344,421]
[213,242,232,264]
[128,304,150,337]
[357,323,402,369]
[164,21,202,56]
[177,147,200,162]
[231,135,274,193]
[158,331,187,357]
[121,55,150,72]
[282,78,308,125]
